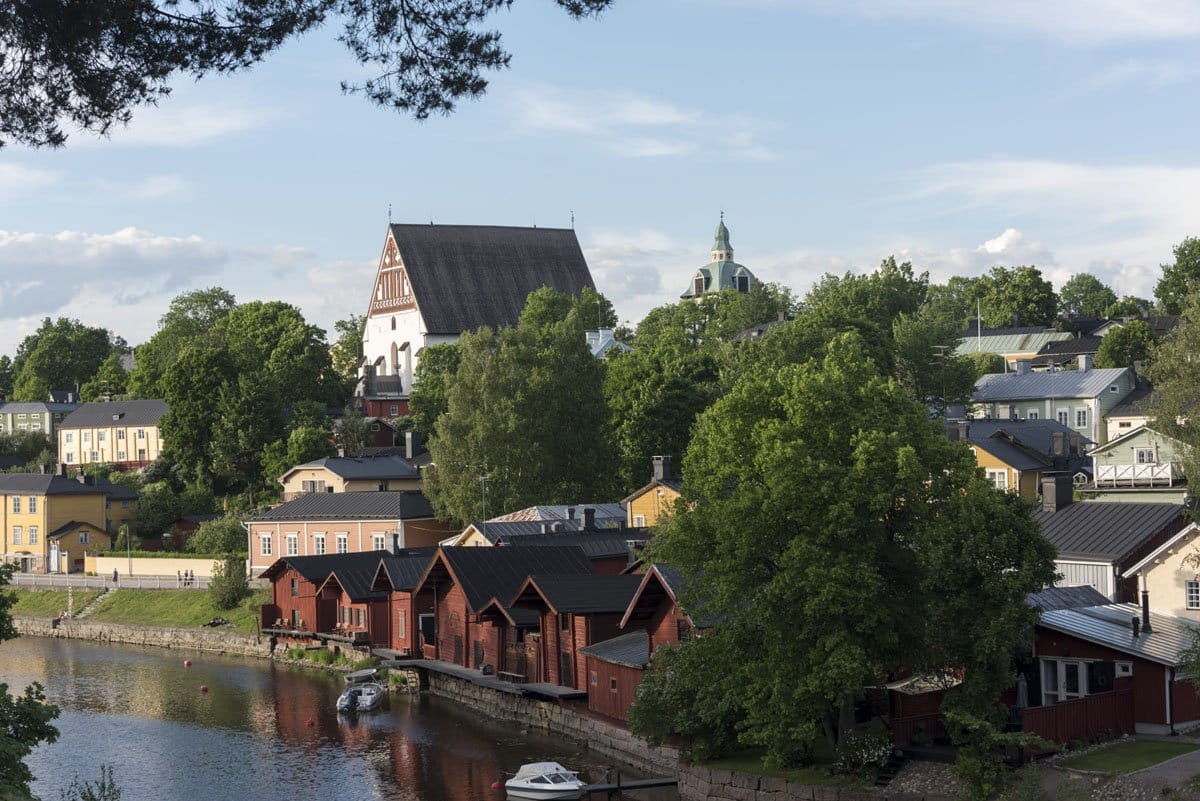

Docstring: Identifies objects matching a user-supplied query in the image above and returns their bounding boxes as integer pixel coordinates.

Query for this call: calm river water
[0,636,674,801]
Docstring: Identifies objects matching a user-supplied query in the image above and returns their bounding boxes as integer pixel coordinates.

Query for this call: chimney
[1051,431,1066,458]
[1078,354,1092,373]
[405,430,416,460]
[777,310,787,323]
[1142,589,1153,634]
[1132,617,1141,637]
[336,446,345,458]
[1041,474,1073,513]
[566,506,575,520]
[583,507,596,530]
[1015,360,1032,375]
[652,455,672,482]
[58,463,68,477]
[957,421,969,442]
[540,523,551,534]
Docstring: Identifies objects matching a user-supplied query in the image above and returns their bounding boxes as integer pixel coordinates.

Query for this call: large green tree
[159,344,236,487]
[1105,295,1154,319]
[1095,320,1156,371]
[1155,237,1200,315]
[0,355,13,399]
[631,333,1056,767]
[972,266,1058,328]
[2,0,612,149]
[210,373,283,504]
[424,289,616,523]
[329,314,366,392]
[1147,293,1200,484]
[1058,273,1117,319]
[10,318,118,401]
[128,287,236,398]
[407,343,462,438]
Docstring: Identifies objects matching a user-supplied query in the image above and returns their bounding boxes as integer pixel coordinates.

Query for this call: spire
[711,212,733,262]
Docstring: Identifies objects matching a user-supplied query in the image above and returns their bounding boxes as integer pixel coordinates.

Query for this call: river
[0,636,675,801]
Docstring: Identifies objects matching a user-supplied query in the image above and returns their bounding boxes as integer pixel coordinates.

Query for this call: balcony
[1094,462,1182,487]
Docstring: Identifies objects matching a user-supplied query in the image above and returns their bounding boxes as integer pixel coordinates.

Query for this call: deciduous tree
[1105,295,1154,319]
[329,314,366,391]
[1155,237,1200,315]
[187,517,248,555]
[0,355,13,399]
[128,288,236,398]
[10,318,117,401]
[1095,320,1156,371]
[972,266,1058,328]
[1058,273,1117,319]
[407,343,461,437]
[80,352,130,402]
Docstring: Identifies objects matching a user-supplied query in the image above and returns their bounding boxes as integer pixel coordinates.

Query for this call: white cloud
[0,164,61,201]
[506,85,779,161]
[754,0,1200,45]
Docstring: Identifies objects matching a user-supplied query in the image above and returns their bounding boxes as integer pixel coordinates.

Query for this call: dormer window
[694,275,705,296]
[735,274,749,293]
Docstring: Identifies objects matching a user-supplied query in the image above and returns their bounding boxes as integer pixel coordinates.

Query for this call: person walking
[112,568,118,585]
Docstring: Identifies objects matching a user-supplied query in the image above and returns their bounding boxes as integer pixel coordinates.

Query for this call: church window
[391,317,396,330]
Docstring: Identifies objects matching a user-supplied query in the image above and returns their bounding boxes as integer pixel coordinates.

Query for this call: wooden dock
[583,776,678,797]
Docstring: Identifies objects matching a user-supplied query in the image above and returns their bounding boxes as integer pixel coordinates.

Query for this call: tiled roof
[246,491,435,522]
[579,630,650,668]
[1035,501,1185,563]
[517,574,645,613]
[286,454,420,481]
[389,224,595,334]
[59,400,168,429]
[973,367,1131,402]
[1027,585,1111,611]
[1039,603,1198,666]
[424,546,595,612]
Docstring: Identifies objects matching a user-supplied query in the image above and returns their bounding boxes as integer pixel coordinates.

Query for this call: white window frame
[1135,447,1156,465]
[1187,580,1200,610]
[1027,409,1039,420]
[336,533,348,554]
[65,432,73,443]
[986,469,1009,491]
[1056,409,1069,426]
[373,533,386,551]
[286,533,298,556]
[259,533,272,556]
[1041,658,1088,705]
[11,497,19,514]
[1075,408,1088,429]
[1116,661,1133,678]
[28,496,36,514]
[314,534,327,555]
[79,530,89,545]
[28,526,37,545]
[11,526,21,545]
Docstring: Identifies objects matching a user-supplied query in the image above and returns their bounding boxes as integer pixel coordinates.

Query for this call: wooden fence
[1020,686,1134,744]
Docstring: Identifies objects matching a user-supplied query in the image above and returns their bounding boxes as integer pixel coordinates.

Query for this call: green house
[1082,426,1189,503]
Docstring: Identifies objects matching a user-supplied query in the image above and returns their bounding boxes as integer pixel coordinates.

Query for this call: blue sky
[3,0,1200,354]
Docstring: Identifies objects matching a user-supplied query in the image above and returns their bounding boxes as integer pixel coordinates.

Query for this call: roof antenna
[388,203,392,224]
[570,210,575,230]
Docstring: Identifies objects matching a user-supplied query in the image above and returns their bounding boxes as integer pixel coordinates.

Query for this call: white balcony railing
[1094,462,1181,487]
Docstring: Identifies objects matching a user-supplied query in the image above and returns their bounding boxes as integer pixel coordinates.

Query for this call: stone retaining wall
[15,616,270,658]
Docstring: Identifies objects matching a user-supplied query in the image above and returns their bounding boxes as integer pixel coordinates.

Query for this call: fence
[10,573,211,590]
[1020,686,1134,744]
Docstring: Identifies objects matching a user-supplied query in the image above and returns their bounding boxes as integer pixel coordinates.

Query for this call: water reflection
[0,637,674,801]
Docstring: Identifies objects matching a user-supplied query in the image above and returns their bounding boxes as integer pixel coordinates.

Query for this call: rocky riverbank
[15,615,271,658]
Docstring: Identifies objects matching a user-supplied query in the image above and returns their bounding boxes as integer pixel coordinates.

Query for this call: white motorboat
[504,762,587,800]
[336,681,385,713]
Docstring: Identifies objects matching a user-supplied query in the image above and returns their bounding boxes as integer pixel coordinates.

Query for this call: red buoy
[199,685,208,694]
[183,659,192,668]
[306,718,315,728]
[491,781,502,790]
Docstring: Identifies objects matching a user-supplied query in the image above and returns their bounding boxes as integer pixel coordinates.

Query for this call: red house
[260,554,344,638]
[507,574,644,688]
[371,550,438,656]
[317,554,396,647]
[411,546,595,671]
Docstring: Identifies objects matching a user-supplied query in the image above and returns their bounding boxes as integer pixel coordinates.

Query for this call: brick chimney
[582,507,596,530]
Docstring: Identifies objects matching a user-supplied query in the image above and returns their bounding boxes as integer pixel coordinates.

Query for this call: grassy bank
[9,588,105,618]
[85,587,270,633]
[1058,739,1200,774]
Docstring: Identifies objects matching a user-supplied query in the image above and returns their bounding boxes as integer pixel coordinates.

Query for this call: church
[357,223,596,417]
[680,215,758,298]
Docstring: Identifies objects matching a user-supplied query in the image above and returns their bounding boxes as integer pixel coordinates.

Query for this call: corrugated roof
[287,454,419,481]
[1027,585,1111,611]
[426,546,595,612]
[518,574,645,614]
[487,503,626,523]
[496,531,647,560]
[59,400,169,429]
[973,367,1131,402]
[1035,501,1184,562]
[389,224,595,334]
[375,550,437,591]
[246,491,435,522]
[579,630,650,668]
[1040,603,1199,666]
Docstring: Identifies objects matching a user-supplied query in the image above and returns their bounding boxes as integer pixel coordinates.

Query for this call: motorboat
[344,667,381,684]
[504,762,587,800]
[336,680,385,713]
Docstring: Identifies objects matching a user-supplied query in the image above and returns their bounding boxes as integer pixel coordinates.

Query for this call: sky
[3,0,1200,354]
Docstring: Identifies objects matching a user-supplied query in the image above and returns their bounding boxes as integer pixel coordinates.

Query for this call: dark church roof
[389,224,595,334]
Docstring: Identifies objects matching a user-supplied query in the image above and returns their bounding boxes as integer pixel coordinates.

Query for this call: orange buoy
[199,685,208,694]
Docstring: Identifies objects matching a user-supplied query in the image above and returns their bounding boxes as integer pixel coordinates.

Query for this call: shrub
[835,729,893,773]
[59,765,121,800]
[187,517,246,554]
[208,555,248,610]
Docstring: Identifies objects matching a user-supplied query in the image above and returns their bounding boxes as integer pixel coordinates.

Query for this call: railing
[1095,462,1181,487]
[1021,687,1134,743]
[9,573,210,589]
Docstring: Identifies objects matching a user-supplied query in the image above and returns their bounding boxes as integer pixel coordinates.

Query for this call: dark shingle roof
[1035,502,1185,563]
[426,546,595,612]
[955,420,1090,474]
[260,552,382,585]
[579,630,650,668]
[1109,383,1154,418]
[47,520,107,540]
[0,475,109,496]
[246,491,435,522]
[286,454,420,481]
[1027,585,1111,611]
[390,224,596,334]
[1032,336,1102,366]
[518,574,645,613]
[59,400,168,429]
[0,401,78,414]
[496,531,647,560]
[376,550,437,591]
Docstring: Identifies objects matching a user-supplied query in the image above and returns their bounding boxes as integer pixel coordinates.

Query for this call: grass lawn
[1058,740,1200,774]
[700,741,866,788]
[86,587,270,634]
[9,588,105,618]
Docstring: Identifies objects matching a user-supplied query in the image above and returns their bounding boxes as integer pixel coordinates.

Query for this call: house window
[1027,409,1039,420]
[314,534,326,555]
[590,671,598,686]
[390,316,396,330]
[11,526,21,545]
[65,432,73,444]
[16,413,25,419]
[16,424,26,431]
[137,449,146,461]
[300,480,326,493]
[83,431,90,442]
[390,405,399,416]
[1056,409,1069,426]
[370,423,380,431]
[735,275,749,293]
[1110,385,1120,393]
[79,530,89,544]
[290,578,298,597]
[65,453,74,464]
[28,526,37,545]
[286,534,298,556]
[694,276,705,296]
[1119,421,1133,429]
[30,423,40,432]
[117,430,125,440]
[398,610,407,638]
[609,677,618,693]
[260,534,272,556]
[1135,448,1156,465]
[90,451,98,461]
[120,501,129,509]
[373,533,386,551]
[1075,409,1088,429]
[97,431,106,442]
[336,533,348,554]
[1041,659,1086,705]
[117,451,125,460]
[11,497,19,514]
[1187,581,1200,610]
[28,496,36,513]
[138,429,145,439]
[1116,661,1133,678]
[633,514,646,527]
[560,613,570,633]
[986,469,1008,491]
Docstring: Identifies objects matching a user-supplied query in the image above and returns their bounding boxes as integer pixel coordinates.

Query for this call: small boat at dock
[504,762,586,800]
[336,680,385,713]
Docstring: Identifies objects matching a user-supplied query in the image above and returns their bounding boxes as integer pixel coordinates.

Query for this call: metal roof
[515,574,645,614]
[287,454,420,481]
[0,474,111,496]
[1027,585,1111,611]
[973,367,1131,402]
[1039,603,1199,666]
[494,531,646,559]
[954,330,1072,357]
[0,402,78,414]
[488,503,626,523]
[246,491,435,522]
[578,629,650,668]
[59,399,169,429]
[374,550,437,592]
[419,546,596,612]
[1035,501,1184,562]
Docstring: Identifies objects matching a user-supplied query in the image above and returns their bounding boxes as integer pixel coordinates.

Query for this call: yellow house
[949,420,1089,503]
[58,399,168,471]
[623,456,682,528]
[1127,523,1200,620]
[278,454,421,501]
[0,474,118,573]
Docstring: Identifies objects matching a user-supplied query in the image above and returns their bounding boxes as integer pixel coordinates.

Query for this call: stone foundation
[15,616,270,658]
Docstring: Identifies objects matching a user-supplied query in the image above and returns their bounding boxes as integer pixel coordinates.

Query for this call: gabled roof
[245,491,435,522]
[46,520,108,540]
[320,553,392,602]
[387,224,595,334]
[1089,425,1182,456]
[260,552,385,585]
[1039,603,1198,666]
[585,329,632,358]
[0,401,78,414]
[619,562,711,630]
[1027,585,1111,611]
[414,546,595,613]
[511,574,644,614]
[280,454,420,483]
[954,328,1072,357]
[579,629,650,669]
[973,367,1131,402]
[59,400,169,429]
[476,596,542,628]
[372,549,437,592]
[1108,383,1155,419]
[487,503,626,523]
[957,420,1090,473]
[1125,523,1199,577]
[1035,501,1185,563]
[495,531,647,560]
[621,478,683,504]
